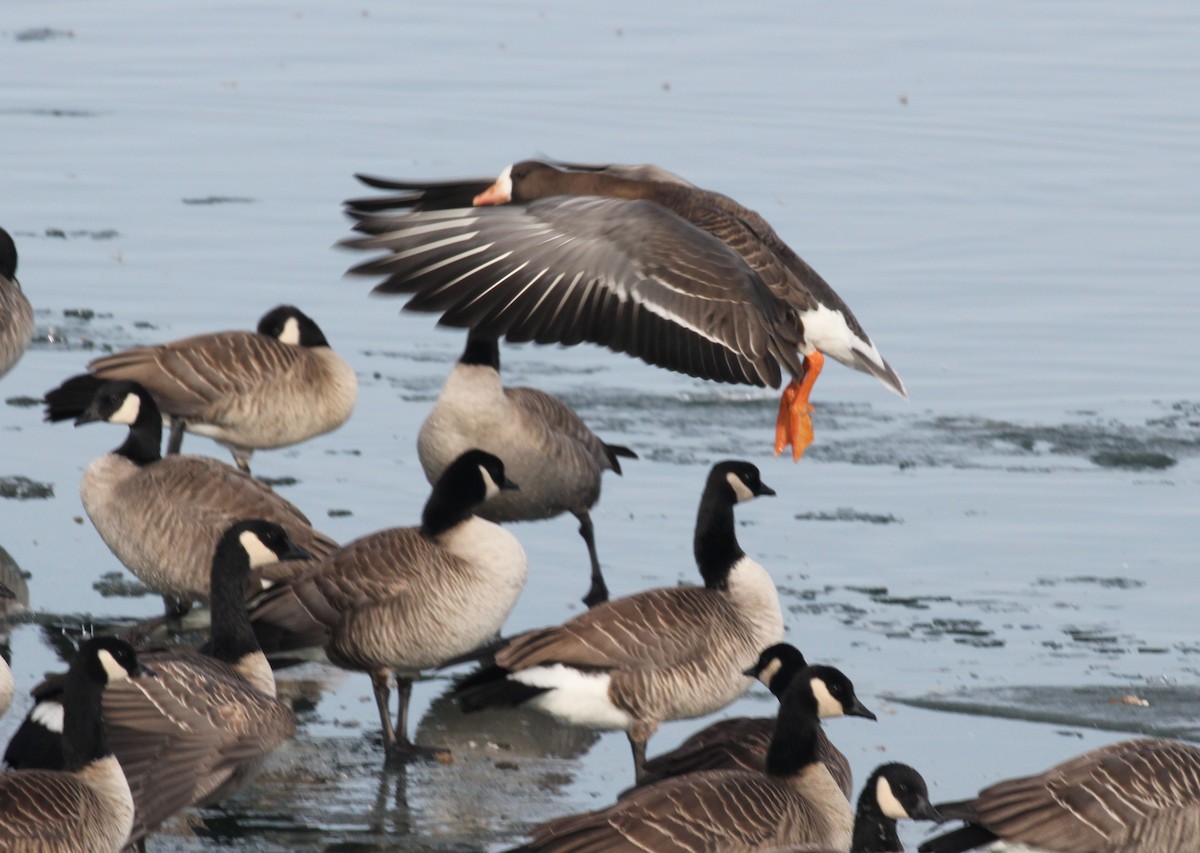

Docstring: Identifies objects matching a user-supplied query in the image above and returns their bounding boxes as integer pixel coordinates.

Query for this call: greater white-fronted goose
[342,160,906,460]
[42,379,337,615]
[505,664,876,852]
[451,460,783,781]
[4,520,303,845]
[419,333,636,607]
[47,304,357,471]
[638,642,852,798]
[0,227,34,381]
[919,737,1200,853]
[0,636,148,853]
[248,449,527,762]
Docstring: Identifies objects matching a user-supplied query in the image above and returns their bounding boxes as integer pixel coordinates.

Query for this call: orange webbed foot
[772,353,824,461]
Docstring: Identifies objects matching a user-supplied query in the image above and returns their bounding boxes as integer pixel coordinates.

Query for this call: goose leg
[167,419,186,455]
[371,670,397,750]
[230,448,253,474]
[573,510,609,608]
[628,720,658,783]
[773,351,824,461]
[384,676,451,764]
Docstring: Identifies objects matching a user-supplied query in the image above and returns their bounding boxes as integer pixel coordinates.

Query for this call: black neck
[850,782,902,853]
[693,485,743,591]
[460,335,500,371]
[207,537,261,664]
[61,663,111,772]
[114,401,164,467]
[765,683,821,777]
[421,486,475,539]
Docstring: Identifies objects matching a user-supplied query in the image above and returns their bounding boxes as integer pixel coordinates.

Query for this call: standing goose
[505,664,876,852]
[0,227,35,380]
[3,520,303,845]
[638,642,852,798]
[46,304,357,471]
[451,460,783,781]
[42,379,337,615]
[419,333,636,607]
[342,160,906,460]
[0,636,148,853]
[918,738,1200,853]
[248,449,527,761]
[768,763,943,853]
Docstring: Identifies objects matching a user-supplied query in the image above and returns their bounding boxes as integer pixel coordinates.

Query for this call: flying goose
[505,664,876,852]
[638,642,852,798]
[248,449,527,761]
[4,520,303,845]
[0,636,148,853]
[0,227,34,381]
[918,737,1200,853]
[765,763,943,853]
[451,459,783,781]
[419,333,636,607]
[42,379,337,615]
[342,159,906,460]
[46,304,357,471]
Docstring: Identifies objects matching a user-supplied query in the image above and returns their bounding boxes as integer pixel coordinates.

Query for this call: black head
[423,449,519,535]
[73,380,159,428]
[867,763,943,823]
[796,664,876,721]
[256,305,329,348]
[77,636,147,685]
[0,227,17,280]
[219,519,312,571]
[707,460,775,505]
[743,642,808,697]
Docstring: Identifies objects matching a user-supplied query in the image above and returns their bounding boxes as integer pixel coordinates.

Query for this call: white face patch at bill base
[97,649,132,683]
[725,472,756,503]
[810,677,844,718]
[239,531,280,568]
[278,316,301,346]
[31,701,65,733]
[875,775,910,820]
[493,165,514,201]
[109,393,142,425]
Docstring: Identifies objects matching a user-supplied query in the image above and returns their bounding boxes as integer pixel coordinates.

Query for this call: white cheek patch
[97,649,131,683]
[478,465,501,500]
[876,776,910,819]
[810,677,844,718]
[109,392,142,425]
[278,316,301,346]
[239,530,280,568]
[725,472,756,503]
[31,701,65,733]
[755,657,782,688]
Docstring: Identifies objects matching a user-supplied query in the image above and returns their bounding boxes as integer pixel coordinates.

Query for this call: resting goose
[0,227,34,381]
[42,379,337,615]
[248,449,527,761]
[506,664,876,852]
[451,459,783,781]
[47,304,357,471]
[419,333,636,607]
[4,520,302,845]
[638,642,852,798]
[0,637,148,853]
[342,159,906,460]
[919,737,1200,853]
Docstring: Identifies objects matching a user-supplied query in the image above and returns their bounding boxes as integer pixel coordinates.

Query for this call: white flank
[810,677,844,718]
[239,530,281,569]
[515,665,633,730]
[797,302,864,365]
[31,700,65,733]
[875,776,909,820]
[109,392,142,425]
[97,649,131,683]
[725,471,756,503]
[278,316,301,346]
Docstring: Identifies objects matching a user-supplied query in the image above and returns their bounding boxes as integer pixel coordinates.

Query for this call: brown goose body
[0,227,34,381]
[920,738,1200,853]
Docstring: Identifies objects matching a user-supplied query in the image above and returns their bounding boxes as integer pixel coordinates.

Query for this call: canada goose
[0,636,147,853]
[0,227,34,381]
[342,160,906,460]
[764,763,943,853]
[46,304,357,471]
[0,583,15,716]
[638,642,852,798]
[506,664,876,852]
[42,379,337,615]
[419,333,636,607]
[249,449,527,761]
[451,459,783,781]
[918,737,1200,853]
[4,520,302,845]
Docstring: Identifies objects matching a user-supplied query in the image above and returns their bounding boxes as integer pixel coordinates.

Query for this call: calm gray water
[2,0,1198,849]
